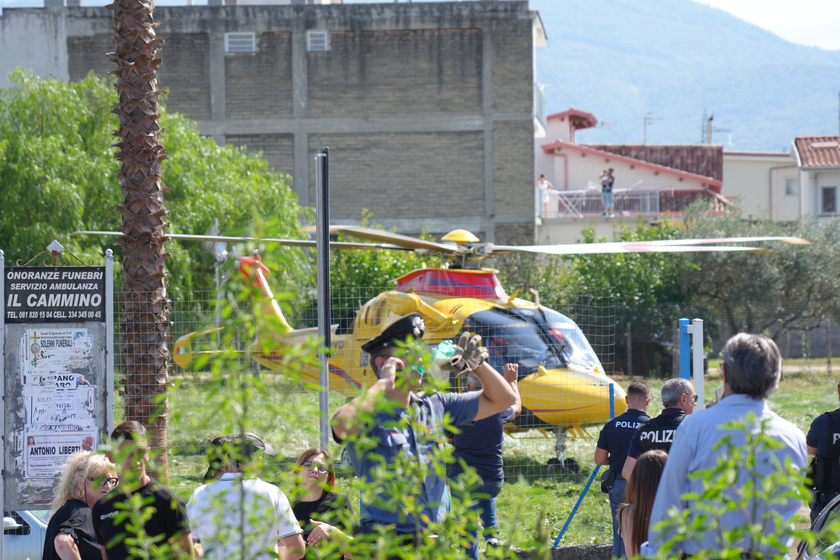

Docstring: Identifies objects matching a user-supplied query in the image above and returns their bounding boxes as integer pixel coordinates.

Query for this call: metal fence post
[1,250,5,560]
[679,318,690,379]
[553,384,615,546]
[315,147,331,452]
[105,249,115,433]
[692,319,704,409]
[626,322,632,377]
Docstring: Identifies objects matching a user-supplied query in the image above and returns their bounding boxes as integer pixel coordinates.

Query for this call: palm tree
[108,0,170,474]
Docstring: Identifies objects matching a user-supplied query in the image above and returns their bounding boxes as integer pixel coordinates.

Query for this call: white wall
[534,117,574,185]
[721,153,798,221]
[0,8,70,88]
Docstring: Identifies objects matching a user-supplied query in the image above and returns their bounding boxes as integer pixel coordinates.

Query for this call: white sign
[19,328,98,479]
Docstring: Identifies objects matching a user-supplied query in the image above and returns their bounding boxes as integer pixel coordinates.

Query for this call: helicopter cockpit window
[463,310,564,376]
[463,308,603,377]
[540,308,601,371]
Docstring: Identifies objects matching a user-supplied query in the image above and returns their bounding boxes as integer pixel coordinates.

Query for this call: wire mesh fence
[112,280,617,485]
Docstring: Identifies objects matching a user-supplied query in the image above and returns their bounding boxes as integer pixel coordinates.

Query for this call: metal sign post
[315,148,331,451]
[679,318,705,410]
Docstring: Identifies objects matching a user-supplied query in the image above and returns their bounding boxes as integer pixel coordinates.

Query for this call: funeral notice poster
[20,328,98,479]
[5,266,106,323]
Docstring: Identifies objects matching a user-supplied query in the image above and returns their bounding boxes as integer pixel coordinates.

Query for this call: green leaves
[0,69,305,295]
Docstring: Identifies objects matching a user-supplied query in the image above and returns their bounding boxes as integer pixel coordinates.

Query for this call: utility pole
[643,113,661,144]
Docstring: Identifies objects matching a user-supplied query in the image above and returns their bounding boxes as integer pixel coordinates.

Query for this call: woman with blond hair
[617,449,668,558]
[42,451,118,560]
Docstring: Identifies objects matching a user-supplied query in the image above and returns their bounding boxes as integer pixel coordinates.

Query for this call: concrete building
[534,108,725,244]
[0,1,546,243]
[720,151,799,222]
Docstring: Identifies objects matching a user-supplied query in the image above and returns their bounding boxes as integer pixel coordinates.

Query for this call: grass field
[159,359,835,547]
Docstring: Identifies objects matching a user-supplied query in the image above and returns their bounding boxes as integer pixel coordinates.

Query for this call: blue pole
[679,318,691,380]
[552,385,616,547]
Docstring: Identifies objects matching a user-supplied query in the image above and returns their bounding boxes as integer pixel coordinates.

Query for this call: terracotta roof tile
[581,144,723,181]
[794,136,840,169]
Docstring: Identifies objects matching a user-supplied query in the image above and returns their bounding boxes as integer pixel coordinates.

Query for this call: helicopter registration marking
[360,352,369,368]
[331,340,345,355]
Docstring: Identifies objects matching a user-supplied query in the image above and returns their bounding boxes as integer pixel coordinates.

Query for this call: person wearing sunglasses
[621,378,696,482]
[43,451,117,560]
[291,448,354,558]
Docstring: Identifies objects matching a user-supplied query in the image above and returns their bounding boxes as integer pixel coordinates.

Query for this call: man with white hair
[621,377,696,481]
[648,333,808,557]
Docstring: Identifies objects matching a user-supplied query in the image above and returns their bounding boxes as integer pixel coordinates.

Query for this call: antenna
[643,113,662,144]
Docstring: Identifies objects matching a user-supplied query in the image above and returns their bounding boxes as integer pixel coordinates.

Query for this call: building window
[225,32,256,54]
[306,29,330,52]
[785,178,799,196]
[822,186,837,214]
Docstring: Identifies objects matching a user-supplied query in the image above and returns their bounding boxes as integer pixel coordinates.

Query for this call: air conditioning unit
[306,29,330,52]
[225,32,256,54]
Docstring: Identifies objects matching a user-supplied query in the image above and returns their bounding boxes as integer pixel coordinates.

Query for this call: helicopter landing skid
[546,427,580,474]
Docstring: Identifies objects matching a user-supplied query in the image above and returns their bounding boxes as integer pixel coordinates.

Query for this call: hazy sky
[692,0,840,50]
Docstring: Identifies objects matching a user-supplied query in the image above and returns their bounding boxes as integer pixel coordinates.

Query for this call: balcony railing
[537,183,721,219]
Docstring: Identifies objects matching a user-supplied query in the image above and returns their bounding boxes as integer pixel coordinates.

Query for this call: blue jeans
[602,189,614,209]
[452,477,503,560]
[609,478,627,559]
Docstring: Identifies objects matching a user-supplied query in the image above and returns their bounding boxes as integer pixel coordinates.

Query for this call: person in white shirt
[188,434,305,560]
[536,174,553,217]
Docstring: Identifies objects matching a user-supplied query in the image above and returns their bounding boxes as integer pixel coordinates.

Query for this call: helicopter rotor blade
[70,231,414,251]
[491,243,766,255]
[301,225,462,253]
[491,235,808,256]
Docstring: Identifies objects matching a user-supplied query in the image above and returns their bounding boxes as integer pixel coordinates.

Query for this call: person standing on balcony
[536,174,553,218]
[601,168,615,217]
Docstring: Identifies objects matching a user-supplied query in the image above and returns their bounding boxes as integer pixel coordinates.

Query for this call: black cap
[361,313,426,355]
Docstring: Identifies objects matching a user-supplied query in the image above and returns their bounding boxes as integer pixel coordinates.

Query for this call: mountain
[533,0,840,151]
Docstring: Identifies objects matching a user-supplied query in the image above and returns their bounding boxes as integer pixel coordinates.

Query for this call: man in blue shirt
[648,334,807,557]
[331,314,516,549]
[449,364,522,559]
[594,380,651,558]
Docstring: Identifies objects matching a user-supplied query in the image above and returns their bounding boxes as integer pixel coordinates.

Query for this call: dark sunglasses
[88,476,119,487]
[302,462,328,473]
[686,393,698,403]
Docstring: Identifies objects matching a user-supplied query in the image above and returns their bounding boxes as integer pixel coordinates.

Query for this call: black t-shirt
[450,407,515,481]
[92,479,190,560]
[292,492,354,540]
[43,499,101,560]
[596,408,651,476]
[626,408,686,459]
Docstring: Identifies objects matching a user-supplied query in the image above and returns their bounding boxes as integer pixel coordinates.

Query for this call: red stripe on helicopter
[328,364,362,389]
[528,406,594,412]
[395,269,508,300]
[262,355,361,389]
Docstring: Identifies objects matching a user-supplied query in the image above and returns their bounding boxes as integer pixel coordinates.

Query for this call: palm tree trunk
[108,0,171,476]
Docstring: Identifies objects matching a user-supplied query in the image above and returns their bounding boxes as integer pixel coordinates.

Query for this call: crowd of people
[40,315,834,560]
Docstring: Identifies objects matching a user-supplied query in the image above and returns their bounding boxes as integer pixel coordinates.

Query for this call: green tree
[680,201,840,341]
[565,218,709,376]
[0,69,307,296]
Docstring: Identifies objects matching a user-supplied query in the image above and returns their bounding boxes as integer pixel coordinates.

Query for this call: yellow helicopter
[142,225,807,468]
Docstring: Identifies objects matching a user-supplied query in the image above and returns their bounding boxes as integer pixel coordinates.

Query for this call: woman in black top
[43,451,117,560]
[291,448,354,557]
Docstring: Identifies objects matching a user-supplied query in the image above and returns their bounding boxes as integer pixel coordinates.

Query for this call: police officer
[621,378,696,482]
[594,381,651,558]
[331,314,516,552]
[807,381,840,522]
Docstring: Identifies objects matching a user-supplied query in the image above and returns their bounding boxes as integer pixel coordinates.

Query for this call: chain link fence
[112,282,616,485]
